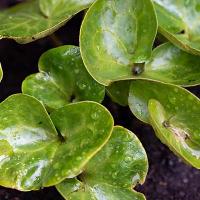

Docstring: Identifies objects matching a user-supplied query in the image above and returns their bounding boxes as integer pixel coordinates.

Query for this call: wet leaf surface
[142,42,200,86]
[153,0,200,55]
[106,81,130,106]
[80,0,157,85]
[0,0,95,43]
[0,94,113,191]
[129,79,200,168]
[22,45,105,111]
[57,126,148,200]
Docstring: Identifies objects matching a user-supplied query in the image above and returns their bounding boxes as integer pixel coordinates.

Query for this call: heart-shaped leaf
[0,94,113,191]
[80,0,157,85]
[153,0,200,55]
[0,0,95,43]
[22,45,105,111]
[128,79,200,168]
[148,99,200,168]
[56,126,148,200]
[106,81,130,106]
[0,63,3,82]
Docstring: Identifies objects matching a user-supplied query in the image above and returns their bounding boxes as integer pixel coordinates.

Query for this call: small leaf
[22,45,105,111]
[0,63,3,82]
[0,0,95,43]
[106,81,130,106]
[153,0,200,55]
[142,42,200,86]
[57,126,148,200]
[80,0,157,85]
[0,94,113,191]
[148,99,200,169]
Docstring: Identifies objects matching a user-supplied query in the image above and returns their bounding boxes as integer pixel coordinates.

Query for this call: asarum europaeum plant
[0,94,148,199]
[1,0,200,199]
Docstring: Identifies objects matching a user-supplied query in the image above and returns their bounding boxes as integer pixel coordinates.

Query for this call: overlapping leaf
[153,0,200,55]
[57,126,148,200]
[106,42,200,106]
[106,81,130,106]
[142,42,200,86]
[0,94,113,190]
[128,79,200,168]
[80,0,157,85]
[0,0,95,43]
[22,45,105,111]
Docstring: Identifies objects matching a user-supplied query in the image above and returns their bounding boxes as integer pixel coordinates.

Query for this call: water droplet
[125,156,132,162]
[76,156,82,161]
[91,112,99,120]
[74,69,80,74]
[168,95,176,104]
[78,83,87,90]
[112,172,118,178]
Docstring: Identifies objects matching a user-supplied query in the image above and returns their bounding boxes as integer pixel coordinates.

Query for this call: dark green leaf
[106,81,130,106]
[0,0,95,43]
[80,0,157,85]
[57,126,148,200]
[22,46,105,111]
[0,94,113,190]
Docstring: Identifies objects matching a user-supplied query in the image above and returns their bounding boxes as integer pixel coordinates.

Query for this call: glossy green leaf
[57,126,148,200]
[148,99,200,168]
[107,42,200,98]
[80,0,157,86]
[0,63,3,82]
[128,79,200,168]
[0,0,95,43]
[128,79,200,123]
[142,42,200,86]
[0,94,113,191]
[153,0,200,55]
[22,45,105,111]
[106,81,130,106]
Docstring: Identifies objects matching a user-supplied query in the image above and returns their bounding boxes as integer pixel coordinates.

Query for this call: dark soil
[1,1,200,200]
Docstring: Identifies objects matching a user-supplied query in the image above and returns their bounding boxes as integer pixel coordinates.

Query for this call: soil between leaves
[1,1,200,200]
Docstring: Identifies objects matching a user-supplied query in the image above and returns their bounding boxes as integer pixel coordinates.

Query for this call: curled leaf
[57,126,148,200]
[0,63,3,82]
[80,0,157,85]
[128,79,200,168]
[0,0,95,43]
[22,45,105,111]
[0,94,113,190]
[153,0,200,55]
[148,99,200,168]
